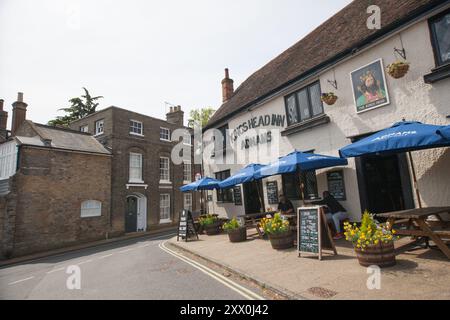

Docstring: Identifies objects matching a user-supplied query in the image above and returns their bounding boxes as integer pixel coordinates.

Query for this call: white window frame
[0,141,18,180]
[160,194,171,223]
[183,161,192,184]
[183,132,192,146]
[129,152,144,183]
[129,119,144,136]
[81,200,102,218]
[183,193,193,212]
[80,125,88,133]
[159,156,170,183]
[160,127,171,141]
[95,119,104,136]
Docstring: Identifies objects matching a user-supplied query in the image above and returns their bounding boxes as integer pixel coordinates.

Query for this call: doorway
[243,181,264,214]
[125,193,147,233]
[356,153,414,214]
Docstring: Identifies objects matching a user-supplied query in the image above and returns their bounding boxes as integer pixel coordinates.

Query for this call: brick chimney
[11,92,28,136]
[166,105,184,127]
[0,99,8,140]
[221,68,234,103]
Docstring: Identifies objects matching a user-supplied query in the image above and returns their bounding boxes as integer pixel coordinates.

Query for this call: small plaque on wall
[266,181,279,205]
[233,186,243,206]
[327,170,346,201]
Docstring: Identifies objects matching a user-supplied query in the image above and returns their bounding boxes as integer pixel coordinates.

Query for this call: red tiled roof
[207,0,445,128]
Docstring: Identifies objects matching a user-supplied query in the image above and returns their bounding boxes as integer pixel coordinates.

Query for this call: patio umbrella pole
[299,170,306,206]
[408,151,422,209]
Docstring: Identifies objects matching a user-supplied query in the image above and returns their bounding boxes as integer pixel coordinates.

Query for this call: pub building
[202,0,450,222]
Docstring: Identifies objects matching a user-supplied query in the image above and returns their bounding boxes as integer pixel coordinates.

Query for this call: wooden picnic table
[377,207,450,259]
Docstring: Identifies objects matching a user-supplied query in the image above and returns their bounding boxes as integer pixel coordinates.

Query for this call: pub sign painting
[350,58,390,113]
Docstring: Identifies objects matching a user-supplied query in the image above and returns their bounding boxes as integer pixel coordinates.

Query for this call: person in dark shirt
[278,195,295,215]
[312,191,348,239]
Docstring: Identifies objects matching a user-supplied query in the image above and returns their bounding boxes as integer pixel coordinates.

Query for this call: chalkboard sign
[297,206,337,260]
[266,181,279,205]
[327,170,346,201]
[233,186,243,206]
[177,210,198,242]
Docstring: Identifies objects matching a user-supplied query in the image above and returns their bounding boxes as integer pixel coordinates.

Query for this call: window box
[281,114,330,137]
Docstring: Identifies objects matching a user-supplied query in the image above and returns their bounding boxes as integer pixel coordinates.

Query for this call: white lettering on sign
[231,114,285,142]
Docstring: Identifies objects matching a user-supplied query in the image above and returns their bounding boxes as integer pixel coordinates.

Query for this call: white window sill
[126,183,148,190]
[160,138,171,142]
[160,180,172,185]
[130,132,144,137]
[94,132,104,137]
[159,219,172,224]
[183,181,192,185]
[129,179,145,184]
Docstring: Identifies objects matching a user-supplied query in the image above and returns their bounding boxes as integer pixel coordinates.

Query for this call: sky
[0,0,352,126]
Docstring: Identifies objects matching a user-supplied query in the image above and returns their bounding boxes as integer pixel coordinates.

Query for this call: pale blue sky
[0,0,352,126]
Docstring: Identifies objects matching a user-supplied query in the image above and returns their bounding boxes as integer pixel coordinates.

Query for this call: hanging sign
[297,206,337,260]
[177,210,198,242]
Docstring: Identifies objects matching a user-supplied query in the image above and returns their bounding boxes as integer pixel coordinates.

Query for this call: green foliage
[199,214,219,227]
[48,87,103,127]
[188,107,216,128]
[223,218,241,231]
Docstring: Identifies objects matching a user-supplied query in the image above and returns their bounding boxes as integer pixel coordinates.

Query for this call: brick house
[70,105,200,236]
[0,93,112,258]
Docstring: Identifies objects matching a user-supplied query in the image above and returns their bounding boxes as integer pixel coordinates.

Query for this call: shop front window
[430,9,450,67]
[215,170,233,202]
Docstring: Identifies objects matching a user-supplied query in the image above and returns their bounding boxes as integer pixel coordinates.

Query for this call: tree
[187,107,216,128]
[48,88,103,127]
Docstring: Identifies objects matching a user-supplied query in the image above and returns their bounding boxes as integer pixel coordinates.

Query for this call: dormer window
[95,119,104,136]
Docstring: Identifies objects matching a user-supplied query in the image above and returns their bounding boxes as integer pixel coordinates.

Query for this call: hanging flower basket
[387,61,410,79]
[321,92,338,105]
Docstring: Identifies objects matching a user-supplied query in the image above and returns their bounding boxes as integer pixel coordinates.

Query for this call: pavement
[169,230,450,300]
[0,231,266,300]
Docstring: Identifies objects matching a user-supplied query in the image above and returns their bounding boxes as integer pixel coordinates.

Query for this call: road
[0,232,264,300]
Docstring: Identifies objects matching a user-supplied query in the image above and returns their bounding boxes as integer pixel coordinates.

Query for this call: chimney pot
[0,99,4,111]
[18,92,24,102]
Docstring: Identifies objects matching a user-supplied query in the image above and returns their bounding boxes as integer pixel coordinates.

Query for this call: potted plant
[223,218,247,243]
[199,214,222,236]
[344,211,399,268]
[261,213,294,250]
[387,61,410,79]
[321,92,338,105]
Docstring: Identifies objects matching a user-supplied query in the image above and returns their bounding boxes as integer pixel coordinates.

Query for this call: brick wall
[71,107,200,235]
[1,146,112,258]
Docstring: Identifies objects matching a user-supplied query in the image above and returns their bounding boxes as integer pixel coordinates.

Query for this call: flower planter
[354,241,396,268]
[321,94,338,106]
[203,222,222,236]
[268,231,294,250]
[227,227,247,243]
[387,62,410,79]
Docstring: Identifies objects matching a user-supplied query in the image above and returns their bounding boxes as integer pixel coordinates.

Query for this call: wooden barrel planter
[204,222,222,236]
[269,231,294,250]
[227,227,247,243]
[354,242,396,268]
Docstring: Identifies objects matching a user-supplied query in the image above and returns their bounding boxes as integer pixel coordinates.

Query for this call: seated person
[278,194,295,216]
[312,191,348,240]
